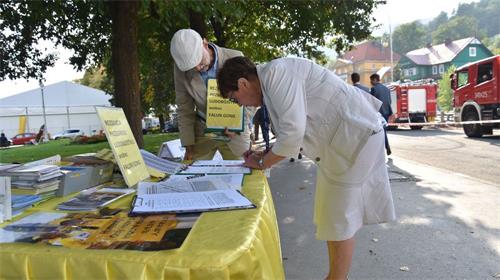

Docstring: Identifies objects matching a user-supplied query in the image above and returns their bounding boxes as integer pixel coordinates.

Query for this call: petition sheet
[131,189,254,214]
[166,174,244,191]
[137,177,231,194]
[178,166,251,174]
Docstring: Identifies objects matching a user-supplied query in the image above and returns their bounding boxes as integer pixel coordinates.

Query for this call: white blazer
[257,58,383,177]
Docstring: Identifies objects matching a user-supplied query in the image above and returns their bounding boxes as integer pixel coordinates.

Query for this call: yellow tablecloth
[0,171,284,279]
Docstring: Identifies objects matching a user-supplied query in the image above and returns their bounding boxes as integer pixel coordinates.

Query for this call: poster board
[206,79,244,132]
[96,107,149,187]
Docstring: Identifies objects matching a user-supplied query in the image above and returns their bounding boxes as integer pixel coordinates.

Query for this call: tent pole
[66,106,71,129]
[39,80,49,142]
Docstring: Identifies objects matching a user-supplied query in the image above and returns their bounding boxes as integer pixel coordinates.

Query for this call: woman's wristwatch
[258,157,264,169]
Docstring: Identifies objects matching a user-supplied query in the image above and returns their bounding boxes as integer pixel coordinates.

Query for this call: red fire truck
[388,83,437,130]
[451,55,500,137]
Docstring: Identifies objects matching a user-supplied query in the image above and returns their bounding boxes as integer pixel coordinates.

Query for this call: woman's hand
[244,152,264,170]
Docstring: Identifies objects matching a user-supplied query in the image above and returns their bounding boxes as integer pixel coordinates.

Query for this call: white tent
[0,81,112,138]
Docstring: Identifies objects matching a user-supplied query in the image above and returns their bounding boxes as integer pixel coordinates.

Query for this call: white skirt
[313,131,396,241]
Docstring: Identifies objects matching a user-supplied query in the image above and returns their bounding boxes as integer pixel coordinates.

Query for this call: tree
[432,16,486,44]
[455,0,500,37]
[483,35,500,55]
[392,21,427,54]
[437,65,456,112]
[1,0,384,146]
[0,1,145,147]
[108,1,143,147]
[426,11,448,43]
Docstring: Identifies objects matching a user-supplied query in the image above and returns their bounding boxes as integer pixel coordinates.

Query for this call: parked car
[11,132,37,145]
[164,122,179,133]
[53,129,84,140]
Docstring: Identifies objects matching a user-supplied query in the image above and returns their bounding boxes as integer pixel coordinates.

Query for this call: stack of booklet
[1,164,62,199]
[11,194,42,216]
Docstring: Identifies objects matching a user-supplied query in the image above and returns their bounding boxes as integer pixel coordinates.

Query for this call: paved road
[268,129,500,279]
[388,127,500,185]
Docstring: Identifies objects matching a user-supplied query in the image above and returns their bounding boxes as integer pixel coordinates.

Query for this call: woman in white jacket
[217,57,396,279]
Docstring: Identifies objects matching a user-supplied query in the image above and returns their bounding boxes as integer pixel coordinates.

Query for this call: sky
[0,0,480,98]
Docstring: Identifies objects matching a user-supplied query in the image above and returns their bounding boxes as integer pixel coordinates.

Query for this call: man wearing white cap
[170,29,252,160]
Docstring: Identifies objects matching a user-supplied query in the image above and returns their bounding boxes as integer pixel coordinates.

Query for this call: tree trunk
[158,113,165,131]
[108,1,143,148]
[188,9,207,38]
[210,15,226,47]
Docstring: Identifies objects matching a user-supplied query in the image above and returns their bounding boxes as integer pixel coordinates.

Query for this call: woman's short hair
[217,56,257,98]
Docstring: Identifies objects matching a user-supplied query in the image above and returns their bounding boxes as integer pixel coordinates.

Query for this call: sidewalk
[267,155,500,279]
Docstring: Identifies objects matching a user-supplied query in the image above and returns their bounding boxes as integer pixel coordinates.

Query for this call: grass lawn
[0,133,179,163]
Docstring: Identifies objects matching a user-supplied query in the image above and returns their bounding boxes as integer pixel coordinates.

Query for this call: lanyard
[261,104,270,152]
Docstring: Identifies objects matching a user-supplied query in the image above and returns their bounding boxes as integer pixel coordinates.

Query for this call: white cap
[170,29,203,72]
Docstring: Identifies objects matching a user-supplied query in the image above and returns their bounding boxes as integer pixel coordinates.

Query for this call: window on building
[372,64,376,70]
[404,69,408,76]
[457,70,469,88]
[477,62,493,84]
[432,66,438,75]
[469,47,476,57]
[438,64,444,74]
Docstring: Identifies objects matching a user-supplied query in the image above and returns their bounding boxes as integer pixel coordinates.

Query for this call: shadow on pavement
[268,155,499,279]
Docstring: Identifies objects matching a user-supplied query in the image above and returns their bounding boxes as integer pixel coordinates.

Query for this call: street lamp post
[39,80,49,142]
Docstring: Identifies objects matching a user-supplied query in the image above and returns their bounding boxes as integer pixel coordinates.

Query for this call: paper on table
[0,177,12,223]
[167,174,244,191]
[178,166,250,175]
[212,150,223,161]
[191,160,245,166]
[158,139,185,159]
[0,212,67,243]
[130,189,255,215]
[137,177,231,194]
[140,149,186,175]
[24,155,61,167]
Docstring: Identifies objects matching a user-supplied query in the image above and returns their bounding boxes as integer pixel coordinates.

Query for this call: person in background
[0,133,10,147]
[351,72,370,93]
[217,56,395,279]
[170,29,253,160]
[370,73,393,156]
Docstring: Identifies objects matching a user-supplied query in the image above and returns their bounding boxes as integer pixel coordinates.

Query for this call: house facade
[399,37,493,81]
[334,41,400,86]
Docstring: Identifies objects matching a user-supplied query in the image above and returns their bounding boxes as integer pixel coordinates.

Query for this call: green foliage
[77,65,114,95]
[1,0,383,125]
[389,0,498,55]
[0,1,110,81]
[456,0,500,37]
[392,21,427,55]
[483,35,500,55]
[432,16,486,45]
[437,65,456,112]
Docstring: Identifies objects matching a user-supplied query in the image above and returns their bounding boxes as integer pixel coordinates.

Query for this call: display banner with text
[96,107,149,187]
[206,79,244,132]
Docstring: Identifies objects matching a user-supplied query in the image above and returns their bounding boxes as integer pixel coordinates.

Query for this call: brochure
[57,187,135,211]
[0,211,197,251]
[140,149,186,175]
[158,139,185,160]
